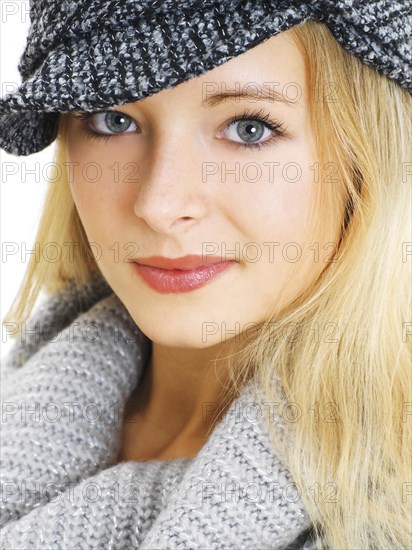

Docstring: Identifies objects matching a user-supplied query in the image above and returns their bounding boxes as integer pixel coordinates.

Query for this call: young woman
[1,1,411,548]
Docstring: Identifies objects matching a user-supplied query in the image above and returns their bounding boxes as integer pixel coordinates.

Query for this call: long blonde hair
[4,21,411,549]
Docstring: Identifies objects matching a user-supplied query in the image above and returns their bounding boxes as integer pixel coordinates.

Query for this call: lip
[131,255,236,293]
[134,254,229,270]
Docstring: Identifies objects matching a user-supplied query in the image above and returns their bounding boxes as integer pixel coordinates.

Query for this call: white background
[1,1,56,358]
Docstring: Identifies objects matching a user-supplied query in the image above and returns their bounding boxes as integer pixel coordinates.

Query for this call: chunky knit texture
[0,0,410,156]
[1,274,322,549]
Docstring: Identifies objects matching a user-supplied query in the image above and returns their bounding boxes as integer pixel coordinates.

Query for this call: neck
[128,339,247,440]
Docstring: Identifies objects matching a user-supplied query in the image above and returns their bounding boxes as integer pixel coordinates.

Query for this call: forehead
[202,31,303,83]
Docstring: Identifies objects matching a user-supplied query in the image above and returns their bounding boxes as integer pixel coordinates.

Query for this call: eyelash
[71,107,288,150]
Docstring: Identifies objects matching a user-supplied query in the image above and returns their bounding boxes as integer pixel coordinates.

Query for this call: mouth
[131,255,236,293]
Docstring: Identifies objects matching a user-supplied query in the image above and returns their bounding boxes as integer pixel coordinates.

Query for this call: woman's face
[65,31,341,348]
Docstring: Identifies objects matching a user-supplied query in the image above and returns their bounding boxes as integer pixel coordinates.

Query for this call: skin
[65,30,342,461]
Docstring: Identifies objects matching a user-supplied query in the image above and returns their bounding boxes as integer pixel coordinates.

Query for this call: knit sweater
[0,274,320,549]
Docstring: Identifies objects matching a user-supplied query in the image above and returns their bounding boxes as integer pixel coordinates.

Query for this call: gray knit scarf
[1,275,321,549]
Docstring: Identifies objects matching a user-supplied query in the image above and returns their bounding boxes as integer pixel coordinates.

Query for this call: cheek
[66,130,98,217]
[66,137,134,240]
[259,177,313,242]
[219,144,333,308]
[221,145,317,245]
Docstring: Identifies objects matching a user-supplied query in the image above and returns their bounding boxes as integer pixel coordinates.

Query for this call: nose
[132,136,207,234]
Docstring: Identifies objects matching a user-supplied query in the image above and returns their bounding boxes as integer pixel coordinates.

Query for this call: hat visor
[0,10,309,156]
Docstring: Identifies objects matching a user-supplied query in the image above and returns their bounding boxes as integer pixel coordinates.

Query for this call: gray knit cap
[0,0,411,156]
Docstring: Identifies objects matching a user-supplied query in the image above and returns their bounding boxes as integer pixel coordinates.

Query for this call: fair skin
[65,30,341,461]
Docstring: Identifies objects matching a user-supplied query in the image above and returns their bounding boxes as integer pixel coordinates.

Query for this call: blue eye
[227,119,270,143]
[73,110,137,135]
[93,111,137,134]
[223,108,288,150]
[71,107,288,150]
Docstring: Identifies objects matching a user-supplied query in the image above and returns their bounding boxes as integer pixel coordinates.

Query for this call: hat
[0,0,411,156]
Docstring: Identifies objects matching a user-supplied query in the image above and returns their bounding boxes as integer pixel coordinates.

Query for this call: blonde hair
[4,21,411,549]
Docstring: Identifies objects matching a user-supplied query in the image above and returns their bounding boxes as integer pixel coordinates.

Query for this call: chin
[107,273,247,348]
[123,303,229,348]
[135,324,223,349]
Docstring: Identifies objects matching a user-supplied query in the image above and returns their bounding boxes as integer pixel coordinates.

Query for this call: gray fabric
[1,275,321,549]
[0,0,410,156]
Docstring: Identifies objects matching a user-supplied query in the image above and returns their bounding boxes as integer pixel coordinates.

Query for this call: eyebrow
[202,89,297,108]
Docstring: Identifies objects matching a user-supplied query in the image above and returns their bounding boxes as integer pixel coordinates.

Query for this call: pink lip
[131,255,236,293]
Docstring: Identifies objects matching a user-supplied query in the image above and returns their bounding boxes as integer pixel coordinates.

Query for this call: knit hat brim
[0,0,410,156]
[0,14,307,156]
